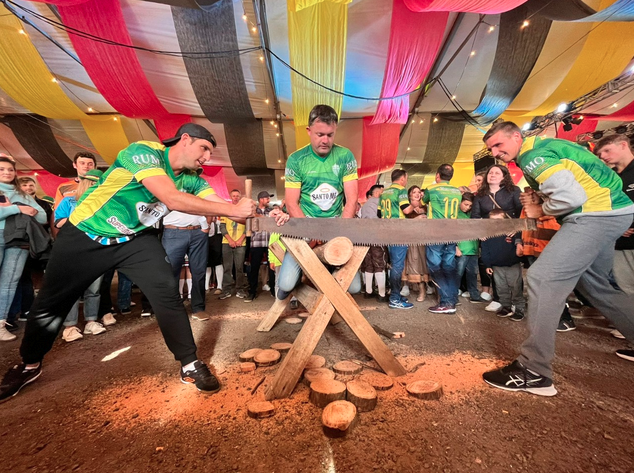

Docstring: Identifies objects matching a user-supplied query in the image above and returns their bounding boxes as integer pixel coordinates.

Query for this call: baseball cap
[162,123,217,148]
[257,191,274,199]
[80,169,103,182]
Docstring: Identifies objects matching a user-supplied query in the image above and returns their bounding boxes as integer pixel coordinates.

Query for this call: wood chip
[239,362,256,373]
[359,372,393,391]
[333,360,363,376]
[239,348,263,362]
[247,401,275,419]
[254,349,281,367]
[270,342,292,353]
[304,354,326,370]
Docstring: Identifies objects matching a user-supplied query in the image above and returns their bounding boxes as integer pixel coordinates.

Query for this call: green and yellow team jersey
[519,138,632,216]
[423,181,461,219]
[70,141,215,239]
[379,184,408,219]
[285,144,358,218]
[457,210,478,255]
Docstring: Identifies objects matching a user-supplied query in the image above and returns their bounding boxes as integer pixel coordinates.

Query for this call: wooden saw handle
[245,178,253,237]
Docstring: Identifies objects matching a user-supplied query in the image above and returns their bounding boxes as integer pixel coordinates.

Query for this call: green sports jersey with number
[70,141,215,238]
[423,181,461,219]
[285,144,358,218]
[379,184,408,219]
[457,210,478,255]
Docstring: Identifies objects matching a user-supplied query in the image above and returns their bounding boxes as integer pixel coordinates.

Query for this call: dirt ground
[1,289,633,473]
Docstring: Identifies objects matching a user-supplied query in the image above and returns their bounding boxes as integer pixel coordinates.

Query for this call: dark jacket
[3,213,52,258]
[471,186,522,219]
[481,233,521,268]
[616,160,634,251]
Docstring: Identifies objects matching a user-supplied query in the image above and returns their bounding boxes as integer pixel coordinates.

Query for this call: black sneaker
[510,309,525,322]
[557,318,576,332]
[218,292,232,300]
[0,363,42,402]
[376,295,388,303]
[615,349,634,362]
[363,292,375,299]
[469,297,485,304]
[244,294,256,303]
[496,307,514,318]
[483,360,557,396]
[180,361,220,394]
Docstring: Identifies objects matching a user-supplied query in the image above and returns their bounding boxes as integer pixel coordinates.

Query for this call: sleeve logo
[523,156,545,174]
[132,154,161,166]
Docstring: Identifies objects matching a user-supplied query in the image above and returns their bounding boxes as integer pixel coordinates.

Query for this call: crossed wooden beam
[259,236,406,400]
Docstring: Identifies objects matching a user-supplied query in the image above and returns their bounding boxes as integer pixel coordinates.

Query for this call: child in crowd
[455,193,485,303]
[480,209,525,321]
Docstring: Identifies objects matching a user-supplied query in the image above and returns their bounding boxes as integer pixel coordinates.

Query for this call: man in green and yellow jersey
[423,164,462,314]
[277,104,361,300]
[482,121,634,397]
[378,169,414,309]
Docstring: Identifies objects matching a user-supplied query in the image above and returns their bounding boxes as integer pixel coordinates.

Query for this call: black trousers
[20,224,197,366]
[247,246,268,296]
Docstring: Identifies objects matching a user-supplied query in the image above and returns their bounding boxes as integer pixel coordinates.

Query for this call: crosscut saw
[252,217,536,246]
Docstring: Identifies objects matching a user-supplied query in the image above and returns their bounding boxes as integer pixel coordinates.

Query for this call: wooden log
[333,360,363,376]
[305,355,326,370]
[254,349,281,367]
[284,317,303,325]
[297,312,310,319]
[244,179,253,237]
[303,368,335,386]
[270,342,292,353]
[359,372,393,391]
[309,379,347,408]
[312,237,354,266]
[346,380,377,412]
[406,380,443,400]
[240,362,256,373]
[239,348,263,362]
[322,400,357,438]
[247,401,275,419]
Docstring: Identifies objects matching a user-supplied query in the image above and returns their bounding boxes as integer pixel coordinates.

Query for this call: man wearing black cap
[245,191,274,302]
[0,123,288,402]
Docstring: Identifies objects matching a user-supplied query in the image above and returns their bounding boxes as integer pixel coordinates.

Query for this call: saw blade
[252,217,536,246]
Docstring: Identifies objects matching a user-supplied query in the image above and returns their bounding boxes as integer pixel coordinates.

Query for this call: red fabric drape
[594,101,634,122]
[506,161,524,186]
[556,117,598,142]
[33,0,190,140]
[201,166,230,201]
[372,0,447,124]
[18,170,68,197]
[404,0,528,13]
[357,117,400,200]
[358,176,378,202]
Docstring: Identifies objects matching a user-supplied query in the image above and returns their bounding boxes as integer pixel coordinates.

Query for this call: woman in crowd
[0,156,47,341]
[402,185,431,302]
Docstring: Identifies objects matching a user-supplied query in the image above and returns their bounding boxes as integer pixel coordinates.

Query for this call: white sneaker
[400,285,410,297]
[611,329,625,340]
[460,291,470,298]
[426,285,435,295]
[485,301,502,312]
[0,321,17,342]
[262,284,271,292]
[63,326,83,342]
[480,292,492,302]
[102,313,117,326]
[84,321,106,335]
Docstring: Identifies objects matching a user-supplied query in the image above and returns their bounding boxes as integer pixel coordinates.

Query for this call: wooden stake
[333,360,363,376]
[312,237,354,266]
[322,400,357,437]
[247,401,275,419]
[406,380,443,400]
[239,348,263,362]
[309,379,347,408]
[346,380,377,412]
[254,349,281,367]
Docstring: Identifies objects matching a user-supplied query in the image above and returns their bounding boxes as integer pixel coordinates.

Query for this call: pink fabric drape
[557,117,598,142]
[18,170,68,197]
[201,166,230,201]
[372,0,447,125]
[404,0,528,13]
[357,117,400,199]
[34,0,190,140]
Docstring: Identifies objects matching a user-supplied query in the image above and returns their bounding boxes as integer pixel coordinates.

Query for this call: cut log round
[312,237,354,266]
[303,368,335,386]
[406,380,443,400]
[247,401,276,419]
[284,317,303,325]
[359,372,393,391]
[240,362,256,373]
[346,380,377,412]
[333,360,363,376]
[309,379,347,408]
[239,348,263,362]
[254,349,281,367]
[270,342,292,353]
[304,355,326,370]
[322,400,357,437]
[297,312,310,319]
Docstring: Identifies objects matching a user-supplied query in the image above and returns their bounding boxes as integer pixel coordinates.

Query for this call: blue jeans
[117,272,133,310]
[276,251,361,300]
[456,255,480,300]
[0,237,28,322]
[426,243,458,306]
[387,246,408,302]
[63,276,103,326]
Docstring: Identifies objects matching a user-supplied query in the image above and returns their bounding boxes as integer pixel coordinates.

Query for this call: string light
[242,14,247,21]
[259,56,264,62]
[407,147,411,151]
[433,117,439,123]
[521,20,529,28]
[18,29,26,35]
[281,176,285,180]
[451,95,456,100]
[51,77,58,83]
[87,107,94,112]
[113,117,118,121]
[470,51,476,57]
[419,119,424,124]
[265,98,270,104]
[270,120,275,125]
[276,132,280,137]
[488,26,495,33]
[612,103,619,108]
[274,124,278,128]
[251,26,257,33]
[278,159,281,163]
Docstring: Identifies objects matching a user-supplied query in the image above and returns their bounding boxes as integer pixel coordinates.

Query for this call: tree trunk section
[304,354,326,370]
[247,401,275,419]
[309,379,346,408]
[333,360,363,375]
[313,237,354,266]
[240,362,256,373]
[239,348,263,362]
[322,400,357,437]
[304,368,336,386]
[254,349,281,367]
[284,317,303,325]
[406,380,443,400]
[346,380,377,412]
[270,342,292,353]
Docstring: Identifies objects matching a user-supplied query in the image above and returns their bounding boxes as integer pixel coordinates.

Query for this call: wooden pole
[245,178,253,237]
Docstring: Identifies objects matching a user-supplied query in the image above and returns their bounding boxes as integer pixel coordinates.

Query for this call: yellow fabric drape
[289,0,352,12]
[0,5,128,163]
[288,0,349,149]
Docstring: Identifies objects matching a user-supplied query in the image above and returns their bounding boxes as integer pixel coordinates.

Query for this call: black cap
[162,123,217,148]
[257,191,274,200]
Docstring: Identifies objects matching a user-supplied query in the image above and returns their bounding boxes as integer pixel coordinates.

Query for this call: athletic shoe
[0,322,17,342]
[483,360,557,396]
[428,305,456,314]
[376,295,388,303]
[180,360,221,393]
[290,299,299,310]
[141,310,153,317]
[460,291,470,298]
[191,312,210,321]
[84,321,106,335]
[18,312,28,322]
[400,286,410,297]
[510,309,525,322]
[219,292,232,300]
[236,291,247,299]
[615,349,634,362]
[389,299,414,310]
[130,302,136,307]
[244,294,256,303]
[611,329,625,340]
[102,313,117,326]
[120,308,132,316]
[470,297,485,304]
[363,292,375,299]
[480,292,492,302]
[557,319,576,332]
[262,284,270,292]
[496,307,514,318]
[62,326,83,342]
[0,363,42,402]
[426,285,435,295]
[400,295,410,303]
[485,301,502,312]
[213,289,222,295]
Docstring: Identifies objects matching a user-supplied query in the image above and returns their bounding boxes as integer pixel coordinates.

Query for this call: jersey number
[443,197,459,219]
[380,199,392,219]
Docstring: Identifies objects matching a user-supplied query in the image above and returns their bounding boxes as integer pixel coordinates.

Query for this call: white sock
[215,265,223,290]
[186,279,192,298]
[179,278,185,297]
[182,361,197,371]
[375,272,386,297]
[205,267,212,290]
[364,272,374,294]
